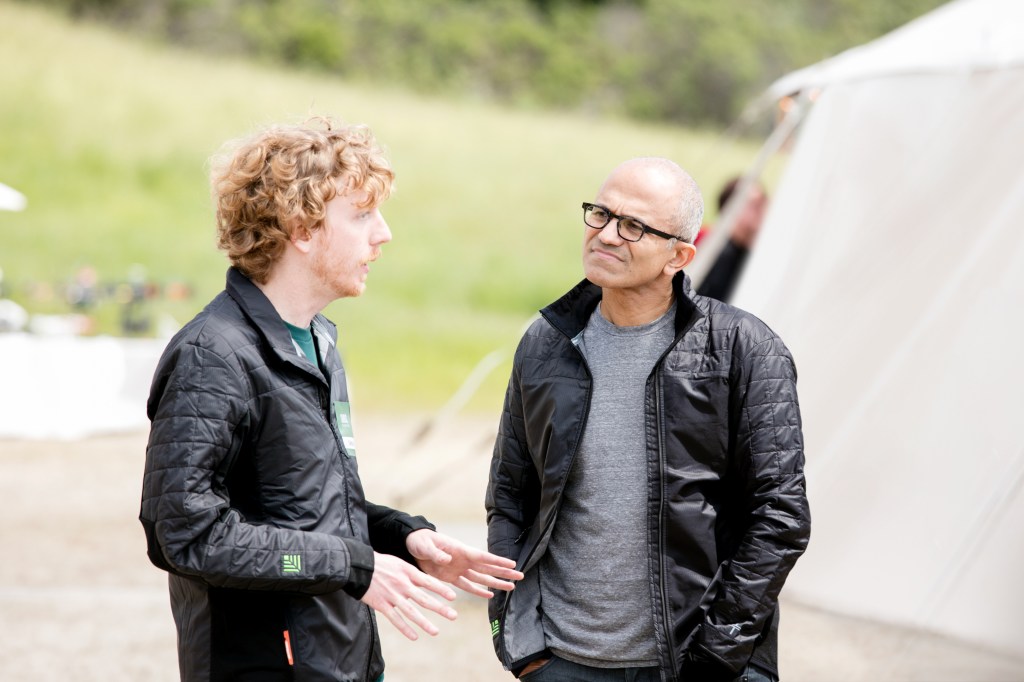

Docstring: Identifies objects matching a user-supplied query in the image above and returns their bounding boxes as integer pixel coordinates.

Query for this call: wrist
[340,537,375,599]
[404,527,432,548]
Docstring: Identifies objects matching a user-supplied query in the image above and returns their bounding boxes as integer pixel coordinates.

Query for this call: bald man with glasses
[486,158,810,682]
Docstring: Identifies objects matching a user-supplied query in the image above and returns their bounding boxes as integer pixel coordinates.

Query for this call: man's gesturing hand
[359,552,458,641]
[406,529,524,599]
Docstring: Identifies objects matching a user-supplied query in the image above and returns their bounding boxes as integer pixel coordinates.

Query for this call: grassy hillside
[0,1,774,412]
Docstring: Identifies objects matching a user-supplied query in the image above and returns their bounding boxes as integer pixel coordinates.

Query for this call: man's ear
[289,221,315,254]
[664,240,696,275]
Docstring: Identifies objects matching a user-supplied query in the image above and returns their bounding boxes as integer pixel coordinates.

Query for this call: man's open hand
[406,529,524,599]
[359,552,458,641]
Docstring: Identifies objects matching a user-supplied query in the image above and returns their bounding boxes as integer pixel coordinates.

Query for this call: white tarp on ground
[0,181,27,211]
[732,0,1024,658]
[0,334,166,440]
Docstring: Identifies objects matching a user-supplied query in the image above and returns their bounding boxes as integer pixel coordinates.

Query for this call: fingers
[383,588,455,642]
[397,595,442,638]
[434,539,524,581]
[407,586,458,622]
[452,560,523,591]
[478,552,519,569]
[449,542,518,569]
[424,532,518,569]
[465,568,520,591]
[381,600,421,641]
[410,532,525,600]
[444,543,523,581]
[454,575,494,599]
[478,562,525,582]
[411,569,458,603]
[450,569,519,598]
[362,553,459,640]
[380,595,446,641]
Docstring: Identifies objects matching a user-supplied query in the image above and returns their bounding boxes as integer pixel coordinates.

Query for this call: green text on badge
[333,401,357,458]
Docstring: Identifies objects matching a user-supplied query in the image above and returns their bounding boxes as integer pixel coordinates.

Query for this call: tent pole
[687,90,813,288]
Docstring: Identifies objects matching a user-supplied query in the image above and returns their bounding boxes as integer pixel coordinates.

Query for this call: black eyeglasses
[581,202,679,242]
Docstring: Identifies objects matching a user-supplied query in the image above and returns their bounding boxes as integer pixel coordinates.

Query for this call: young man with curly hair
[141,118,522,681]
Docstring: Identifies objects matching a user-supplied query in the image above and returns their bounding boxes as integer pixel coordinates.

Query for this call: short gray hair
[629,157,704,243]
[673,172,704,243]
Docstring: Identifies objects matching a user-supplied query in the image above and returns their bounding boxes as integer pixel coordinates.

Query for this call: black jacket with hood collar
[486,272,810,680]
[141,268,432,681]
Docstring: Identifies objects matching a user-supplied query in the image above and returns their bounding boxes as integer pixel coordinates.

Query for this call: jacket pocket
[661,373,731,474]
[209,589,291,678]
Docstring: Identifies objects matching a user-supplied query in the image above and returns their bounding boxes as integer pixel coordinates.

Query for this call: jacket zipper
[651,301,701,680]
[320,385,357,536]
[654,368,678,678]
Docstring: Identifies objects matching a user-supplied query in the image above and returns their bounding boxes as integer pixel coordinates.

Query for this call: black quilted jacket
[486,272,810,679]
[140,268,431,682]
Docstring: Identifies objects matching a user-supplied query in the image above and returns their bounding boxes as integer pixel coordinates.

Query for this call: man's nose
[374,214,393,245]
[599,219,623,244]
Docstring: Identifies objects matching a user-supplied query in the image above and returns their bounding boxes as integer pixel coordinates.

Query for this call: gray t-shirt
[538,301,676,667]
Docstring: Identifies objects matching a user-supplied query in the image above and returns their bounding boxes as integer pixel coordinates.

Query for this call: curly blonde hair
[210,118,394,283]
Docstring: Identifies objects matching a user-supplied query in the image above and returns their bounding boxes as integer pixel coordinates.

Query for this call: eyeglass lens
[584,204,646,242]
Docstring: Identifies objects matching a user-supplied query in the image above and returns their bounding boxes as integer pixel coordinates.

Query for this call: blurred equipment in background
[0,298,29,333]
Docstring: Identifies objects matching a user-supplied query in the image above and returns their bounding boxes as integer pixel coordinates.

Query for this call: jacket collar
[224,267,337,380]
[541,271,704,340]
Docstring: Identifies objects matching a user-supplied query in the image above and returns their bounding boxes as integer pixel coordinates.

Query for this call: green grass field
[0,1,776,412]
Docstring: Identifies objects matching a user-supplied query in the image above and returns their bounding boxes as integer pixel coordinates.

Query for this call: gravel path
[1,420,1020,681]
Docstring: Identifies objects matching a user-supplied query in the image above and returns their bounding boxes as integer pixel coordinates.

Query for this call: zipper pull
[283,630,294,666]
[515,526,532,544]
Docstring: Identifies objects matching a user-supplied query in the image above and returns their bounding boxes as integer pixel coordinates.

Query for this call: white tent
[730,0,1024,657]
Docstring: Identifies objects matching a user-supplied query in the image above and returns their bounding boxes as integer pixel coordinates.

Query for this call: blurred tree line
[37,0,946,126]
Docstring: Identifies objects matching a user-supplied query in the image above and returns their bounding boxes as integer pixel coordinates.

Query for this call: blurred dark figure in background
[66,265,99,311]
[119,265,152,335]
[696,177,768,302]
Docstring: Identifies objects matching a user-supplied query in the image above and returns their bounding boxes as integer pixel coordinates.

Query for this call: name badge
[333,401,357,458]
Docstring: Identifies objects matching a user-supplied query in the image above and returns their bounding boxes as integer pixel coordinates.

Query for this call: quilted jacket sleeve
[690,327,811,671]
[140,342,373,596]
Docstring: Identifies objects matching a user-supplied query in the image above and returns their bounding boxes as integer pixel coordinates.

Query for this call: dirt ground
[1,414,1022,682]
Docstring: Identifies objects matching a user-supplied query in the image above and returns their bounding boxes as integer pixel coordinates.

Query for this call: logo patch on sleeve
[282,553,303,574]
